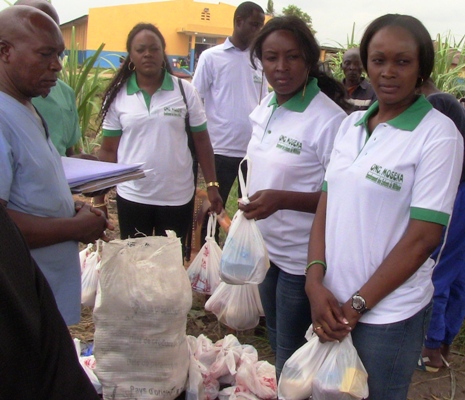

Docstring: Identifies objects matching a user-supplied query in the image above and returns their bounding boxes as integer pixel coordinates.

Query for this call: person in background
[94,23,222,248]
[305,14,463,399]
[0,6,112,326]
[0,203,100,400]
[192,1,267,242]
[239,15,349,378]
[15,0,81,157]
[419,78,465,371]
[342,47,376,112]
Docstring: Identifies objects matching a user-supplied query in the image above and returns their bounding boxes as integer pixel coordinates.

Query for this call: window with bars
[201,8,210,20]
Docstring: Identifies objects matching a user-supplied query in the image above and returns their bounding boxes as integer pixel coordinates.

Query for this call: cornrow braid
[97,59,132,132]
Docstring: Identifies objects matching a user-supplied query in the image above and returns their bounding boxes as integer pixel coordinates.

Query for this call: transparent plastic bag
[220,157,269,285]
[205,281,262,331]
[278,326,335,400]
[312,334,368,400]
[81,240,101,307]
[187,213,222,294]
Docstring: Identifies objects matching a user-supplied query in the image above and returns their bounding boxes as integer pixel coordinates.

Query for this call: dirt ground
[70,190,465,399]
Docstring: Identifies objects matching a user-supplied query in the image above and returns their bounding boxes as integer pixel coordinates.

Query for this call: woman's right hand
[306,282,352,342]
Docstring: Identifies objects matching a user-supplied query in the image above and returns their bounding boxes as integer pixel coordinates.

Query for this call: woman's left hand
[341,300,363,330]
[206,187,223,215]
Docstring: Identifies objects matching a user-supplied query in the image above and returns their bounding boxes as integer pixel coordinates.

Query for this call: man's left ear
[0,40,12,62]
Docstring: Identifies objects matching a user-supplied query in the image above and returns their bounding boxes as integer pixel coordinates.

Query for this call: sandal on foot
[441,354,450,368]
[417,356,440,372]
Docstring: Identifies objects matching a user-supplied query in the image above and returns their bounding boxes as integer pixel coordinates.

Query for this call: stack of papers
[62,157,145,195]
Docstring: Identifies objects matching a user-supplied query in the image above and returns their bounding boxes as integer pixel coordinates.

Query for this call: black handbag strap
[177,77,198,261]
[177,78,196,162]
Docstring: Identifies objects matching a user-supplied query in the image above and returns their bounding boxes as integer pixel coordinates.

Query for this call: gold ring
[314,326,322,331]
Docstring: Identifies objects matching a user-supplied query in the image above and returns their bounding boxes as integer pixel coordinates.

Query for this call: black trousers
[116,194,194,249]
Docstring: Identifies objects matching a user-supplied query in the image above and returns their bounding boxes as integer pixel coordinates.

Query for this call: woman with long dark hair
[94,23,222,246]
[239,15,349,378]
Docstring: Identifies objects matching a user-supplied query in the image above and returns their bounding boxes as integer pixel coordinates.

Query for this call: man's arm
[0,198,112,248]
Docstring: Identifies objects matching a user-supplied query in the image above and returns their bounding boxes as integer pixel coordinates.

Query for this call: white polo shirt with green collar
[247,78,347,275]
[323,96,464,324]
[102,71,207,206]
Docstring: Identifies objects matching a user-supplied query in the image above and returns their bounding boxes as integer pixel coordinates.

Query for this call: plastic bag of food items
[79,241,101,307]
[312,334,368,400]
[278,326,334,400]
[205,281,264,331]
[187,213,222,294]
[187,334,277,400]
[220,157,269,285]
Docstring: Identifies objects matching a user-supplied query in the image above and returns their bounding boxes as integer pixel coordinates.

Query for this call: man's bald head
[342,47,363,87]
[14,0,59,25]
[0,6,64,102]
[343,47,361,62]
[0,5,59,43]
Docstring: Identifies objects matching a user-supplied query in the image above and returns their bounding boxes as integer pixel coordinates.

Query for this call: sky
[2,0,464,47]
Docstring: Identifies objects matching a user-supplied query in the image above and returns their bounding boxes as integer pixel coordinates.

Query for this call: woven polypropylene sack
[94,235,192,400]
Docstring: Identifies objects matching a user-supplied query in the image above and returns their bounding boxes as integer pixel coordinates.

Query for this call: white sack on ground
[94,234,192,400]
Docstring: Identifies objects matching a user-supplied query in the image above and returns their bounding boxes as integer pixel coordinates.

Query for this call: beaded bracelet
[305,260,327,276]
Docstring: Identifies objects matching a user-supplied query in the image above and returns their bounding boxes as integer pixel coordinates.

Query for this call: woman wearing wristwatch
[305,14,463,400]
[94,23,222,248]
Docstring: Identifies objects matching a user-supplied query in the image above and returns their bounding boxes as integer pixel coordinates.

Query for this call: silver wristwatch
[351,291,370,314]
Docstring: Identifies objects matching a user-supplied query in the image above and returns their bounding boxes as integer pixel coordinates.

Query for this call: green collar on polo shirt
[127,70,174,95]
[268,77,320,113]
[355,95,432,132]
[127,70,174,109]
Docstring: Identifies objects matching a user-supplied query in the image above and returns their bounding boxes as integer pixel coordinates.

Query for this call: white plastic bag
[80,240,101,307]
[220,157,269,285]
[235,356,277,399]
[278,326,335,400]
[79,243,93,272]
[205,282,263,331]
[312,334,368,400]
[187,213,222,294]
[186,336,205,400]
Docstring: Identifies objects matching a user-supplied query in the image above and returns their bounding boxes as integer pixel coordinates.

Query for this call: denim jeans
[351,301,433,400]
[258,262,311,379]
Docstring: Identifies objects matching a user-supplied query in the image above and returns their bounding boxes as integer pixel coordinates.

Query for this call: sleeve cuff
[102,129,122,137]
[190,122,207,133]
[410,207,450,226]
[322,180,328,192]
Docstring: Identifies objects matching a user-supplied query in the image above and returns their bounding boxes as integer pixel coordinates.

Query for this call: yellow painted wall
[87,0,238,55]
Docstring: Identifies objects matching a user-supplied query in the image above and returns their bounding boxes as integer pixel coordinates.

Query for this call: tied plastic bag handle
[206,212,217,239]
[238,156,251,205]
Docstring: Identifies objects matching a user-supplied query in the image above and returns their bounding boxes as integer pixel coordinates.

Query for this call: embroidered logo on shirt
[253,75,263,84]
[276,135,302,155]
[365,164,403,191]
[164,107,182,117]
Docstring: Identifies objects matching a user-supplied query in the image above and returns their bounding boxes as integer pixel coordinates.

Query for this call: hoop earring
[128,61,136,71]
[301,72,309,99]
